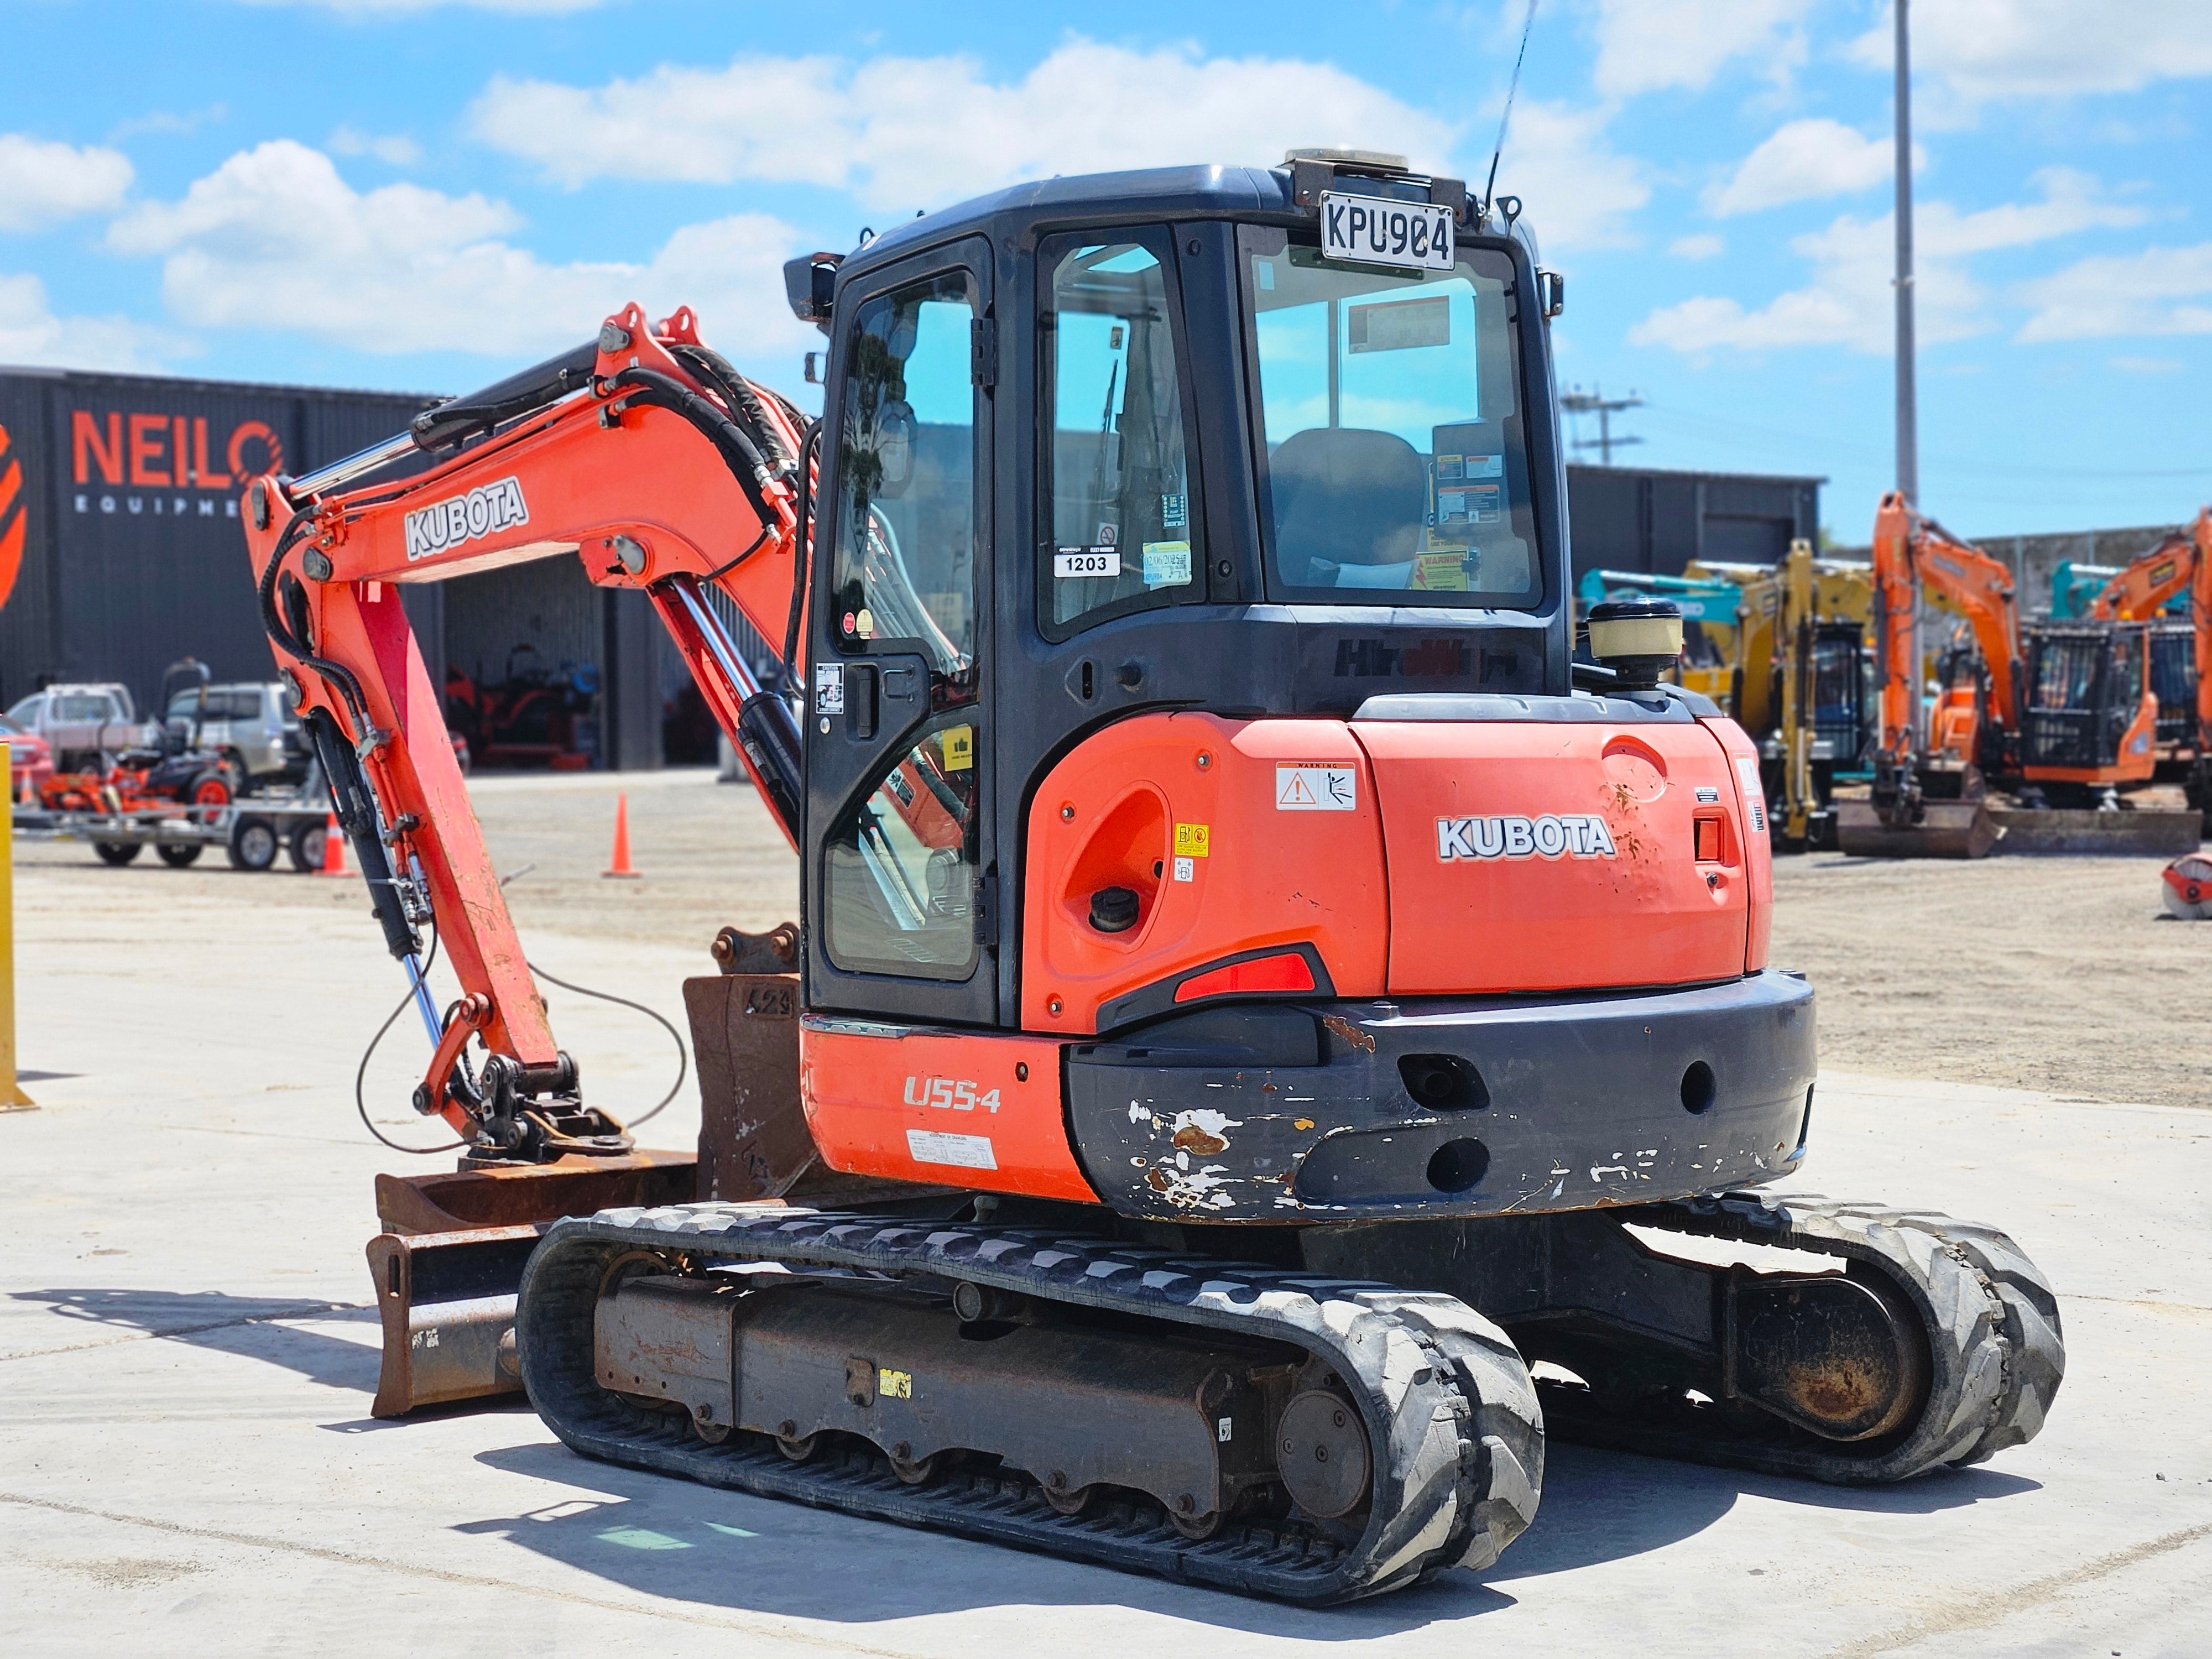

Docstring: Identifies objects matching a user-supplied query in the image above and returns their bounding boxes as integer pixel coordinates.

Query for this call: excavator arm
[2091,508,2212,792]
[1867,493,2021,770]
[243,302,812,1161]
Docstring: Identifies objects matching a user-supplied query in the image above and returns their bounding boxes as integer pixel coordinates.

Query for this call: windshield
[1239,226,1541,607]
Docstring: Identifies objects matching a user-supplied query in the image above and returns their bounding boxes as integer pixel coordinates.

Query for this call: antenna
[1482,0,1542,220]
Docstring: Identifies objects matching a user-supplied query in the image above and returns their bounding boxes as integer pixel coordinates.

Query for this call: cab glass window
[829,271,979,688]
[1239,224,1540,607]
[823,716,981,976]
[1039,234,1201,636]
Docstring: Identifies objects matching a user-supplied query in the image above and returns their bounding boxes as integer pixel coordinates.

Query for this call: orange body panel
[1356,718,1754,994]
[1702,716,1774,971]
[799,1024,1093,1201]
[1020,714,1390,1034]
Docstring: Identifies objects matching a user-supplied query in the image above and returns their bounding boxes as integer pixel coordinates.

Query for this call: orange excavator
[2088,508,2212,818]
[1839,493,2161,856]
[243,156,2059,1601]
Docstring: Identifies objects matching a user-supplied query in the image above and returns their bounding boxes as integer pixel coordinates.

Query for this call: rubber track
[1541,1191,2064,1483]
[517,1204,1544,1603]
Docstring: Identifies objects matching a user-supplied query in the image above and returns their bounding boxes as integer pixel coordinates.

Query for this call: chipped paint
[1320,1014,1376,1054]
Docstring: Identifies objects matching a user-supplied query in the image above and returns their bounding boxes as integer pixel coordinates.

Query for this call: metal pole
[1894,0,1918,507]
[1,743,35,1110]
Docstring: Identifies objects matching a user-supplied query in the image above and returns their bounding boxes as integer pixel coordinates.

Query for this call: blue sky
[1,0,2207,538]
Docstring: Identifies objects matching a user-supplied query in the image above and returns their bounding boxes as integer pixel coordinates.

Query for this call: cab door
[804,238,998,1026]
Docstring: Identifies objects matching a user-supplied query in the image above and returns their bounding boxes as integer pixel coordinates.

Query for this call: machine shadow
[8,1286,379,1392]
[456,1431,2039,1628]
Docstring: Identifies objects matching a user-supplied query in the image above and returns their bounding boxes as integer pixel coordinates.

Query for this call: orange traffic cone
[17,771,31,807]
[603,792,640,879]
[317,811,348,877]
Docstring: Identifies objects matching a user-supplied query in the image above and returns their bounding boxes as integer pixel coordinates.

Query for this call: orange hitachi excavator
[243,158,2059,1601]
[2088,508,2212,815]
[1839,493,2160,857]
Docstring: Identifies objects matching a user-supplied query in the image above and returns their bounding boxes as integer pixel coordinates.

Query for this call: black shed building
[1566,462,1823,582]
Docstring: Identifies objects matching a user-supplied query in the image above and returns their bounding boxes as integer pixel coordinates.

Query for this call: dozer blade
[367,1150,698,1418]
[1987,806,2203,857]
[1834,798,2000,858]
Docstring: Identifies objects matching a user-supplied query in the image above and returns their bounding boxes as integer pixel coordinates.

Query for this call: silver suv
[165,681,305,783]
[4,684,160,769]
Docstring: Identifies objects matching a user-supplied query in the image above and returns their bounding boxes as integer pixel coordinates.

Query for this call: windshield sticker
[1053,548,1120,579]
[1411,552,1469,592]
[1276,765,1357,811]
[1465,453,1504,478]
[1437,814,1618,861]
[1160,492,1187,529]
[402,475,528,561]
[1096,522,1119,546]
[1142,541,1192,587]
[940,725,974,771]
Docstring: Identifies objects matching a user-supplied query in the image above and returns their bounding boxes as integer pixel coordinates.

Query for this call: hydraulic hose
[783,419,824,686]
[604,366,778,526]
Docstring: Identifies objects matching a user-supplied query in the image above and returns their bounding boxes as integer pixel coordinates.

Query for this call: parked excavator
[243,157,2061,1603]
[2085,507,2212,824]
[1837,494,2176,857]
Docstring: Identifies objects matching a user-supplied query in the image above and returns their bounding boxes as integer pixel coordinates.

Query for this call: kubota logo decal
[1436,813,1618,861]
[403,476,529,561]
[0,420,22,613]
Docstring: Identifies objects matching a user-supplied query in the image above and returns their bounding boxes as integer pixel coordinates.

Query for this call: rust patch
[1145,1166,1173,1193]
[1171,1124,1229,1156]
[1321,1015,1376,1054]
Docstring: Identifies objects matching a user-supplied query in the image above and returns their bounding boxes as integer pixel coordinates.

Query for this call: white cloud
[1670,233,1724,260]
[1708,119,1907,217]
[1632,168,2147,356]
[2015,243,2212,342]
[2111,356,2183,374]
[1487,98,1650,255]
[0,134,133,230]
[471,40,1463,212]
[330,125,421,166]
[1585,0,1816,99]
[106,140,812,363]
[0,273,173,371]
[1850,0,2212,105]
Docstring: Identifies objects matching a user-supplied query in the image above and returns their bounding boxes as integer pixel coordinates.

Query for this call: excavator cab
[2016,620,2157,799]
[238,155,2059,1602]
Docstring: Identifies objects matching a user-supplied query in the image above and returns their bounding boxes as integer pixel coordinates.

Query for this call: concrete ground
[4,771,2209,1656]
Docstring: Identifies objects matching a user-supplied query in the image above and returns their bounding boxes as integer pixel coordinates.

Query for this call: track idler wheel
[1728,1270,1930,1442]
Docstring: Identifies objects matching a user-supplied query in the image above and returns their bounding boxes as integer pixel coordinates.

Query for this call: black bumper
[1065,969,1816,1223]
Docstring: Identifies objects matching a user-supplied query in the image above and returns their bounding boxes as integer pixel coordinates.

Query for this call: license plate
[1320,192,1455,272]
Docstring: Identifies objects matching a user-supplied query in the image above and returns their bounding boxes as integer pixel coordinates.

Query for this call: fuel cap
[1088,885,1140,933]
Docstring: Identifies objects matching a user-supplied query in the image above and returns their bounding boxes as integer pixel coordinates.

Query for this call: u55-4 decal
[1437,813,1618,862]
[904,1075,1002,1113]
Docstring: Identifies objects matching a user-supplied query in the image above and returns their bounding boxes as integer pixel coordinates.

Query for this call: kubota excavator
[243,156,2060,1603]
[1838,493,2163,857]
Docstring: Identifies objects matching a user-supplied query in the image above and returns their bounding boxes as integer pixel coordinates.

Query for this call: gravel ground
[14,768,2204,1109]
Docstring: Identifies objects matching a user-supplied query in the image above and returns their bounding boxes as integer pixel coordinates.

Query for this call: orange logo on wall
[0,420,23,614]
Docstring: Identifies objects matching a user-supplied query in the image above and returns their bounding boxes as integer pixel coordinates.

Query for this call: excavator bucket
[367,1150,697,1417]
[1834,797,2001,858]
[1986,805,2204,857]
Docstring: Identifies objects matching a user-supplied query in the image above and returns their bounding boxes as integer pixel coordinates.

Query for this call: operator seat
[1267,427,1427,589]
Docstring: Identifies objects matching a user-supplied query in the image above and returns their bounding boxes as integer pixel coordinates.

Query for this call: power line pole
[1895,0,1918,506]
[1562,386,1645,466]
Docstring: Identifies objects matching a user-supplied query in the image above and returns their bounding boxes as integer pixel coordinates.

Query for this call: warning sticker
[940,725,974,771]
[1173,822,1210,857]
[1173,855,1196,883]
[905,1128,997,1171]
[878,1368,913,1399]
[1734,757,1767,834]
[1410,551,1469,591]
[1276,765,1357,811]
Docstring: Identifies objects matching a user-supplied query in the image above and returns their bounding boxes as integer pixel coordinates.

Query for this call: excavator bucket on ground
[1834,797,2001,858]
[367,1150,697,1417]
[1986,805,2203,857]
